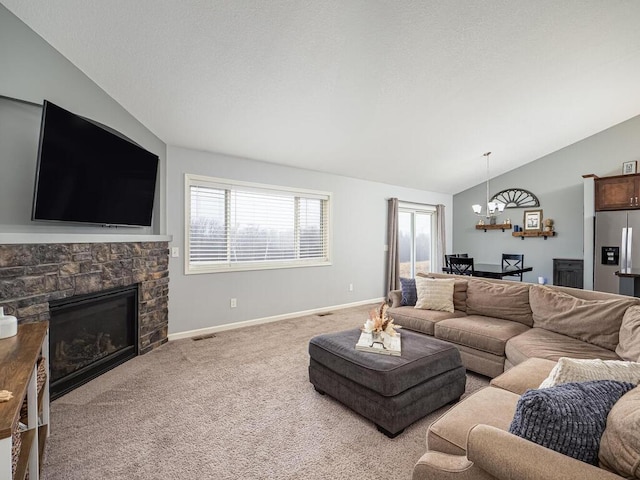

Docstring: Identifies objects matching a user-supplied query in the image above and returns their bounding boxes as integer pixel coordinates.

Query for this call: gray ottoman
[308,328,465,437]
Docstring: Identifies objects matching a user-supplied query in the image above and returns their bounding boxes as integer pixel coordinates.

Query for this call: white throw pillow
[414,277,455,313]
[539,357,640,389]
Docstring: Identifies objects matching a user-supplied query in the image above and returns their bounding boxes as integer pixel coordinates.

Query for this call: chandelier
[472,152,504,224]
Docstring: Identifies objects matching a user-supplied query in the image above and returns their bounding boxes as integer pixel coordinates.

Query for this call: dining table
[443,263,533,279]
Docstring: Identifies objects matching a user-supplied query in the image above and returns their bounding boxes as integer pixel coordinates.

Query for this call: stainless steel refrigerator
[594,210,640,293]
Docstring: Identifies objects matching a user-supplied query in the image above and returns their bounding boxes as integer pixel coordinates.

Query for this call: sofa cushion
[540,357,640,388]
[387,306,465,335]
[428,386,520,455]
[530,285,637,351]
[509,380,635,465]
[455,344,506,378]
[490,357,557,395]
[505,328,621,367]
[400,277,417,306]
[599,385,640,478]
[415,276,455,313]
[418,273,468,312]
[435,315,529,356]
[466,279,533,326]
[616,305,640,362]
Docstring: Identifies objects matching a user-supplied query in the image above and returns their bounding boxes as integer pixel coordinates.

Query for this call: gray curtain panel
[435,204,446,273]
[386,198,399,293]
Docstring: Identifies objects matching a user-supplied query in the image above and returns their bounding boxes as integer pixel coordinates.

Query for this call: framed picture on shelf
[523,209,543,232]
[623,161,637,175]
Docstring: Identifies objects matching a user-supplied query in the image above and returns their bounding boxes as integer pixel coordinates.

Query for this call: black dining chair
[449,257,475,276]
[444,253,469,273]
[502,254,524,281]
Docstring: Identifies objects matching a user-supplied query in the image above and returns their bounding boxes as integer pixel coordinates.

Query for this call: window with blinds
[185,174,331,273]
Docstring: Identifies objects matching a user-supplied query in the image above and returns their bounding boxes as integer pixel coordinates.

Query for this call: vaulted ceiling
[4,1,640,193]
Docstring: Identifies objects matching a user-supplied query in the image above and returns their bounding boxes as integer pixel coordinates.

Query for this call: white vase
[0,307,18,339]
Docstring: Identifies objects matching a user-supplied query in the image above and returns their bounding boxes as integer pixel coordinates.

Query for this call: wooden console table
[0,322,49,480]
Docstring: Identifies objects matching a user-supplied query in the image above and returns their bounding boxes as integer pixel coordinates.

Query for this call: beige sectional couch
[388,273,639,378]
[388,274,640,479]
[413,358,639,480]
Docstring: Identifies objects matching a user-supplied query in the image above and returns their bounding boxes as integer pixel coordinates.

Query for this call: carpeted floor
[43,304,489,480]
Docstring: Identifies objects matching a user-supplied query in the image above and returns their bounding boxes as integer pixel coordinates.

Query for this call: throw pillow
[599,386,640,478]
[508,380,635,465]
[539,357,640,389]
[414,276,455,313]
[529,285,638,351]
[616,305,640,362]
[400,277,417,306]
[417,273,468,311]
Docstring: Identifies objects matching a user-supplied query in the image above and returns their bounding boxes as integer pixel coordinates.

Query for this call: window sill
[185,260,332,275]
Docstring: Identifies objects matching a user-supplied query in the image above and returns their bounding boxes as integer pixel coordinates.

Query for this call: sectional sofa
[388,273,640,377]
[387,273,640,480]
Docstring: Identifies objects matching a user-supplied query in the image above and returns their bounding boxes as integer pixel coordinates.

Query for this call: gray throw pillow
[400,277,417,306]
[508,380,634,465]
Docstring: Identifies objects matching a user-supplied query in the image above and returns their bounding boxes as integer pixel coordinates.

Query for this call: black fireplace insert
[49,284,139,399]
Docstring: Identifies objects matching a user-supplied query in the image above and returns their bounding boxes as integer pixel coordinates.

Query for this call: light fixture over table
[472,152,505,224]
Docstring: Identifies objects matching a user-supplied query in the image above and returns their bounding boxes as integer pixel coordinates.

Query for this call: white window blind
[185,174,331,274]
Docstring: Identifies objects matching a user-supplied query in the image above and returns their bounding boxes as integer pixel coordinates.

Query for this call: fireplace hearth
[49,285,139,399]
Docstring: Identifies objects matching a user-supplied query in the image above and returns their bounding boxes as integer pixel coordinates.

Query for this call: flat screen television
[32,100,159,227]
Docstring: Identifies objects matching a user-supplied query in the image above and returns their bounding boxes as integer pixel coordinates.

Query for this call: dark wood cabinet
[595,174,640,211]
[553,258,584,288]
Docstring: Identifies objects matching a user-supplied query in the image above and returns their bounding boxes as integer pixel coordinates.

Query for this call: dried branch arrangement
[362,303,400,336]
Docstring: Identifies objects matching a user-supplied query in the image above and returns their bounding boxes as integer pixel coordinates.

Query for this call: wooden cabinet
[553,258,584,288]
[595,174,640,211]
[0,323,49,480]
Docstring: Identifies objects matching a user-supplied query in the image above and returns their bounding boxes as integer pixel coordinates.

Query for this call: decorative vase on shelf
[0,307,18,339]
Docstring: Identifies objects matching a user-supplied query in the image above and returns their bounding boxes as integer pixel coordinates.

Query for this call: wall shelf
[512,231,556,240]
[475,224,513,232]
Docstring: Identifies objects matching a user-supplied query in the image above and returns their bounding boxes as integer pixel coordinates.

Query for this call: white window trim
[184,174,332,274]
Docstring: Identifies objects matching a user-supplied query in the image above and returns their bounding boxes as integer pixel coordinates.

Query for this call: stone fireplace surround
[0,239,169,354]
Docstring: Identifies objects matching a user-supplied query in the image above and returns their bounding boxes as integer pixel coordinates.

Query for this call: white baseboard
[167,297,385,341]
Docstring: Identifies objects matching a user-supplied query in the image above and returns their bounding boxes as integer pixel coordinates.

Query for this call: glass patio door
[398,204,435,278]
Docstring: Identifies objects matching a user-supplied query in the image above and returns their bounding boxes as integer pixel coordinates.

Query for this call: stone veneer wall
[0,241,169,354]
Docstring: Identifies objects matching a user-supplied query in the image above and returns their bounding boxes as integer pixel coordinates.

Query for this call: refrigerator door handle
[622,228,628,273]
[628,227,633,271]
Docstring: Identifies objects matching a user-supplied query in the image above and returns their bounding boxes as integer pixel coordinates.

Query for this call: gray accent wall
[453,114,640,285]
[0,5,166,235]
[166,146,453,334]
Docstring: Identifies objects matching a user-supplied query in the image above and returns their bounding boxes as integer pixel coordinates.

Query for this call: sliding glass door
[398,204,436,278]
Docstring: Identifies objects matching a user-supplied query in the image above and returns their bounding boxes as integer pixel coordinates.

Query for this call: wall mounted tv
[32,100,159,227]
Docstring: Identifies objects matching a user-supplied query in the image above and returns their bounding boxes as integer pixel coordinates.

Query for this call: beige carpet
[43,304,489,480]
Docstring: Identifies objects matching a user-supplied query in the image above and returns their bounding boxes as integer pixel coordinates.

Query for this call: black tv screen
[32,101,159,227]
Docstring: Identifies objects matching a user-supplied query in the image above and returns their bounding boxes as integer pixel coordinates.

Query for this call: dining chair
[444,254,455,271]
[449,257,475,276]
[444,254,470,273]
[502,253,524,281]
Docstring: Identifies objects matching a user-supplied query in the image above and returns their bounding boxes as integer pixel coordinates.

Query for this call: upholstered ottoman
[308,328,466,437]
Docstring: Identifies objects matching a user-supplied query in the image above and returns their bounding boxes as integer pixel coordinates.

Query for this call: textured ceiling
[4,0,640,194]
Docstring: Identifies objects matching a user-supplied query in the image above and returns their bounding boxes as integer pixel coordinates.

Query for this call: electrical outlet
[349,283,353,292]
[171,247,180,258]
[230,298,237,308]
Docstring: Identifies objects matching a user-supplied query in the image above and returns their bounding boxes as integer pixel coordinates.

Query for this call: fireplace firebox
[49,285,139,399]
